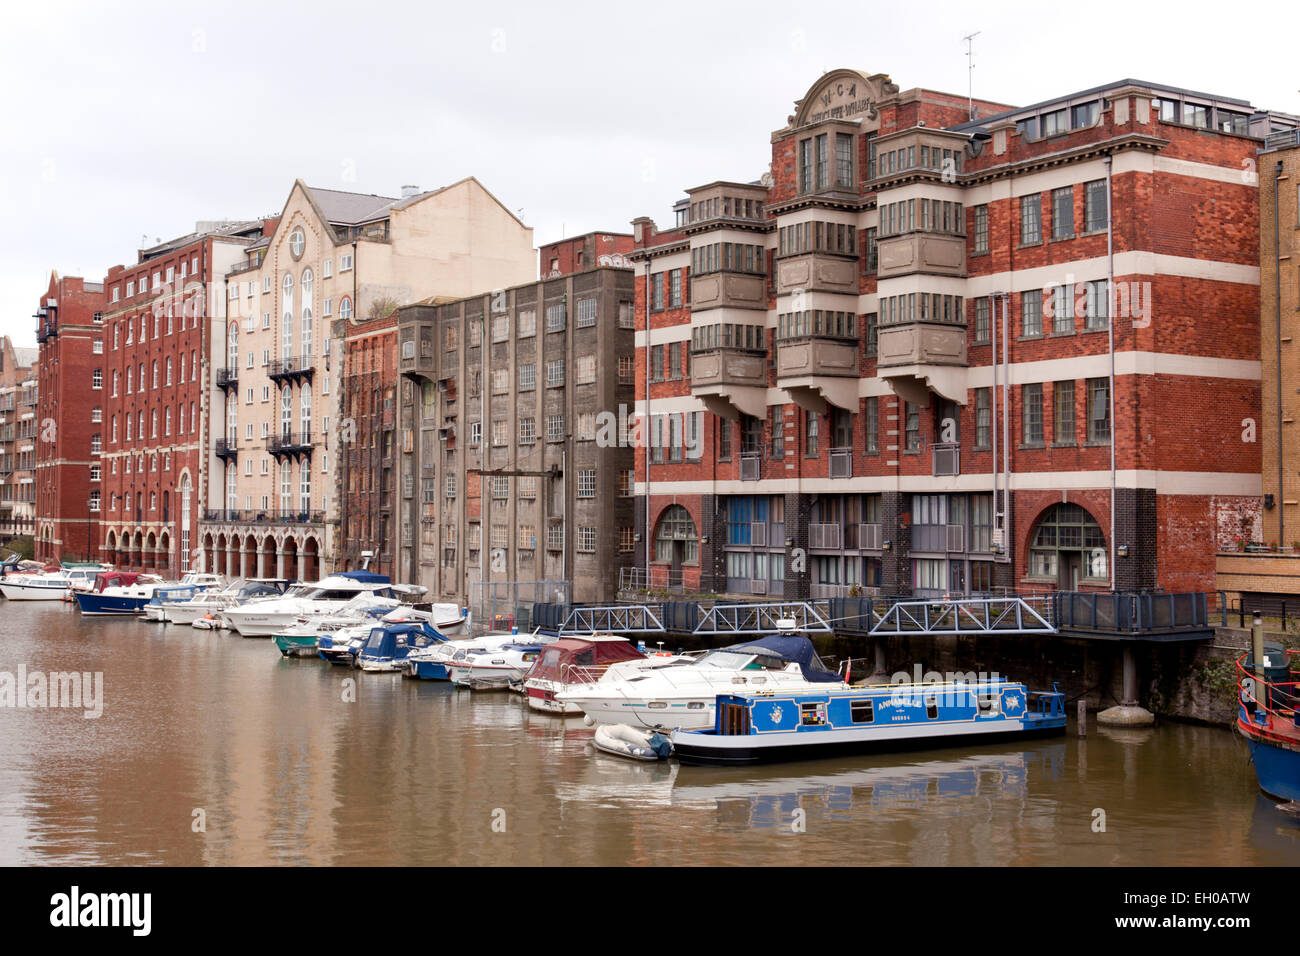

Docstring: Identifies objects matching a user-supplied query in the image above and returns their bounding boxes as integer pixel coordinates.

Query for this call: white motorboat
[221,571,417,637]
[407,632,525,680]
[448,641,551,690]
[140,574,226,621]
[523,636,649,715]
[555,634,846,730]
[169,578,292,626]
[0,564,109,601]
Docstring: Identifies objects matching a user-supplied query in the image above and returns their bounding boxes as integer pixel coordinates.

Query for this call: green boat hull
[274,634,319,657]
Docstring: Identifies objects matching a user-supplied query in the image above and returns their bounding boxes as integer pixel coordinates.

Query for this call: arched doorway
[203,533,215,574]
[243,534,258,578]
[1028,503,1108,590]
[158,532,171,577]
[216,534,227,577]
[653,505,698,584]
[260,534,277,578]
[303,536,320,581]
[132,531,143,570]
[282,536,298,581]
[144,532,157,569]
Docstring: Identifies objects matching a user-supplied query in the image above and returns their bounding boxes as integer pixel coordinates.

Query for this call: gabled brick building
[33,272,105,563]
[632,69,1297,599]
[99,221,267,575]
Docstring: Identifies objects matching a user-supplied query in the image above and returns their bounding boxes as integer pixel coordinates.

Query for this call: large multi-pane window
[835,133,854,187]
[669,270,682,308]
[1083,279,1109,330]
[804,412,818,457]
[654,505,698,563]
[973,204,989,254]
[651,273,664,311]
[865,313,878,357]
[1022,289,1043,337]
[974,298,990,344]
[1020,193,1042,244]
[1085,179,1109,232]
[770,406,784,459]
[577,469,596,498]
[1051,187,1074,240]
[546,302,566,332]
[905,403,920,451]
[1087,377,1111,442]
[1050,283,1073,334]
[576,298,597,328]
[1054,380,1076,444]
[1022,383,1044,445]
[865,397,878,454]
[975,388,991,448]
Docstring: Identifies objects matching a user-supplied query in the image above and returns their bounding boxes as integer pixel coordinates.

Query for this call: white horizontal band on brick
[639,251,690,273]
[958,351,1261,388]
[1153,155,1258,187]
[689,227,768,248]
[965,252,1259,294]
[636,470,1262,497]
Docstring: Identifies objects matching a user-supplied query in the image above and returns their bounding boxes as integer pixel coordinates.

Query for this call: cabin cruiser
[72,571,169,615]
[0,563,110,601]
[170,579,293,626]
[140,574,225,621]
[274,600,416,657]
[221,571,418,637]
[522,636,648,714]
[556,634,845,730]
[448,642,549,690]
[355,621,447,673]
[406,632,527,680]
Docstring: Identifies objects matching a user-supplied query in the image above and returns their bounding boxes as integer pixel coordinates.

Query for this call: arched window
[228,322,238,372]
[281,386,292,437]
[1029,503,1108,586]
[300,386,312,441]
[339,297,353,321]
[654,505,698,564]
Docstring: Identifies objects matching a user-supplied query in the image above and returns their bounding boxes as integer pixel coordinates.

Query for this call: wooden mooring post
[1077,699,1087,736]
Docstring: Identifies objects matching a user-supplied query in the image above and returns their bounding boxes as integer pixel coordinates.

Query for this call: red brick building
[33,272,105,563]
[632,70,1296,599]
[338,307,398,577]
[99,222,266,575]
[540,231,634,278]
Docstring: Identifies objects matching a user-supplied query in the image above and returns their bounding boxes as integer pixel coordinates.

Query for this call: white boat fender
[593,723,673,761]
[583,714,596,727]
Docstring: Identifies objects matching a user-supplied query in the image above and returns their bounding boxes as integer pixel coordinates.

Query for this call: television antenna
[963,31,981,121]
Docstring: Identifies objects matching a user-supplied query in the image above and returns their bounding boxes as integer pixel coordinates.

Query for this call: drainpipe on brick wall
[1276,160,1285,550]
[644,262,651,586]
[1001,290,1010,568]
[1104,155,1116,589]
[989,292,1000,558]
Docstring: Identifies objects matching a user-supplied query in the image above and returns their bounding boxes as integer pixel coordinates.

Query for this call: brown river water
[1,600,1298,866]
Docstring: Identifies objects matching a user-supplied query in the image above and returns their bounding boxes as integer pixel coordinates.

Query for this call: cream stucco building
[200,177,535,579]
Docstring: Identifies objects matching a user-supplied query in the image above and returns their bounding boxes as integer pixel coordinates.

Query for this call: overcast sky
[4,0,1296,346]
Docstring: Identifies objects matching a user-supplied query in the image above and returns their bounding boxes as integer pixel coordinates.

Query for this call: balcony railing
[215,367,238,390]
[214,438,237,459]
[809,522,842,550]
[933,443,960,476]
[268,357,315,382]
[268,430,313,455]
[739,452,761,481]
[829,447,853,478]
[859,522,883,551]
[202,508,325,524]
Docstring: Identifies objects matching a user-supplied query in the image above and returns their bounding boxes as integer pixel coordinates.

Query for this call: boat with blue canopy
[670,678,1066,765]
[355,621,448,672]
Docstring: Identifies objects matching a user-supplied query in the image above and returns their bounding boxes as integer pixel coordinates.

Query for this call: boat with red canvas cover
[522,636,646,714]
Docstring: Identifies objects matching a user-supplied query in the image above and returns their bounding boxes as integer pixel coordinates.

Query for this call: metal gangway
[864,596,1056,636]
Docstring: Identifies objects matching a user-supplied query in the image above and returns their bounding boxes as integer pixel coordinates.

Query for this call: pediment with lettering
[786,69,899,132]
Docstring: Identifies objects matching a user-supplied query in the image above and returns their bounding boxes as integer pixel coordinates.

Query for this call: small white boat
[140,574,226,621]
[222,572,415,637]
[592,723,673,761]
[407,632,520,680]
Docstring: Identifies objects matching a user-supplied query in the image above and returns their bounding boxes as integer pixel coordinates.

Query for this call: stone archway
[243,534,258,578]
[203,533,215,574]
[282,535,299,581]
[1026,502,1108,590]
[260,534,277,579]
[303,535,320,582]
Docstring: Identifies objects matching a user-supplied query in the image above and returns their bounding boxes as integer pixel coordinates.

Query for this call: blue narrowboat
[670,679,1067,765]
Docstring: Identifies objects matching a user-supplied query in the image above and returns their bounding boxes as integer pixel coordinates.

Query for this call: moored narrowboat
[670,679,1066,765]
[1235,644,1300,803]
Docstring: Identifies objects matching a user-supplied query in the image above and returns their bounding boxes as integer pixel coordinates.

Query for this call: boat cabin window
[977,695,998,715]
[574,649,595,666]
[850,700,875,724]
[800,702,827,726]
[925,697,938,719]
